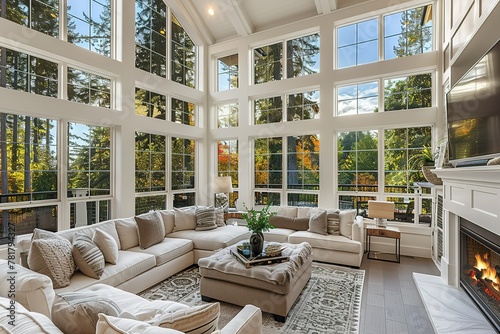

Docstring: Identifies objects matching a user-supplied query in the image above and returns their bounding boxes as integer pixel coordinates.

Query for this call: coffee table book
[230,248,289,268]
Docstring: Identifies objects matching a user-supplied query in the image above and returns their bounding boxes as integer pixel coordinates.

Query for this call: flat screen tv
[446,39,500,167]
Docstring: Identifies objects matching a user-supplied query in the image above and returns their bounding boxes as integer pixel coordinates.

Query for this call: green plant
[242,203,276,234]
[409,145,437,170]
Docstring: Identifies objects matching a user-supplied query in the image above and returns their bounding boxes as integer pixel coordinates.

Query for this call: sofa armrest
[220,304,262,334]
[351,217,364,247]
[0,259,55,319]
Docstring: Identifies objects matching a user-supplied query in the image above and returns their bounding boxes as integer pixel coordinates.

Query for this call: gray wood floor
[358,254,441,334]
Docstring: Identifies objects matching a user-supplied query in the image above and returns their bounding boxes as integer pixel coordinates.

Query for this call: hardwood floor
[358,254,441,334]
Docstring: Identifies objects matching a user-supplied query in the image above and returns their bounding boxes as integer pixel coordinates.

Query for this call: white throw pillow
[173,207,197,232]
[339,209,357,239]
[115,218,139,250]
[96,314,184,334]
[149,302,220,334]
[93,228,119,264]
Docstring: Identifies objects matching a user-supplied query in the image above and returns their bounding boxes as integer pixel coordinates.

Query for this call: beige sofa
[263,206,364,267]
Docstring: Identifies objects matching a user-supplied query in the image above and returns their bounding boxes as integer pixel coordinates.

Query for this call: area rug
[139,262,365,334]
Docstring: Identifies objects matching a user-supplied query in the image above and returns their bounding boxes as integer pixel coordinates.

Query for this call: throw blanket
[198,242,312,285]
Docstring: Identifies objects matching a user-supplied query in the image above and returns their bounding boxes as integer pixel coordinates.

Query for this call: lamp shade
[214,176,233,193]
[368,200,395,219]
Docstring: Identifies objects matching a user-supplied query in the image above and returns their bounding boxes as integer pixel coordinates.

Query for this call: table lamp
[368,200,395,227]
[214,176,233,212]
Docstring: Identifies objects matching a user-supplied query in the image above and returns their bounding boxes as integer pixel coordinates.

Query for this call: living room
[1,0,499,333]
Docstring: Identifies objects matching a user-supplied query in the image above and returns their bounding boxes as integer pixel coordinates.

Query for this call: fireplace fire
[460,218,500,332]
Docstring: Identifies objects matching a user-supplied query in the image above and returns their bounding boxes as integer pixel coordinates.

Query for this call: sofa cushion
[326,210,341,235]
[136,212,165,249]
[215,206,225,227]
[128,238,193,266]
[173,207,197,231]
[263,228,295,243]
[195,206,218,231]
[57,220,121,250]
[288,231,362,254]
[115,218,140,250]
[52,292,122,334]
[150,303,220,334]
[93,228,119,264]
[96,314,184,334]
[167,226,250,251]
[28,230,75,289]
[296,207,312,218]
[276,206,298,217]
[158,210,175,235]
[339,209,357,239]
[72,233,105,279]
[293,217,310,231]
[307,209,328,235]
[269,215,294,229]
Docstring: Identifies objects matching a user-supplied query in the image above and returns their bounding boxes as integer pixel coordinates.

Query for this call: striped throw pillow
[72,234,105,279]
[195,206,217,231]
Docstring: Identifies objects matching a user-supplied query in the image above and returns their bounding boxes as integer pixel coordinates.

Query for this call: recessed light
[208,7,215,16]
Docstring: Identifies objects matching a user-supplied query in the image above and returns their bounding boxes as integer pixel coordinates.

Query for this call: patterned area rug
[139,262,365,334]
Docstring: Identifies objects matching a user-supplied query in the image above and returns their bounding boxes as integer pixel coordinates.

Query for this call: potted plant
[409,146,443,185]
[242,204,276,256]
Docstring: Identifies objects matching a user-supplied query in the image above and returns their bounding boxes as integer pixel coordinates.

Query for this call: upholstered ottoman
[198,242,313,322]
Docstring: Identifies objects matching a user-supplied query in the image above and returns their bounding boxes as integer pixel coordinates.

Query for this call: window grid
[286,33,320,78]
[135,194,166,215]
[135,132,166,193]
[0,0,59,37]
[384,73,432,111]
[67,67,111,108]
[286,91,319,121]
[217,103,238,128]
[337,18,378,68]
[171,14,196,88]
[171,137,195,190]
[254,96,282,124]
[217,140,238,188]
[337,81,378,116]
[254,42,282,84]
[217,54,238,91]
[254,137,283,189]
[135,88,167,120]
[287,134,320,191]
[171,98,195,126]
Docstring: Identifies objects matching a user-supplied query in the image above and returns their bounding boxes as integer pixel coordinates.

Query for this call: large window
[254,96,282,124]
[337,81,378,116]
[171,137,195,190]
[67,0,112,56]
[384,73,432,111]
[254,137,282,189]
[135,88,166,120]
[338,130,378,192]
[0,47,58,97]
[135,132,166,193]
[0,0,59,37]
[171,14,196,88]
[217,54,238,91]
[287,134,320,190]
[254,43,282,84]
[67,68,111,108]
[218,140,238,207]
[135,0,167,77]
[286,33,320,78]
[217,103,238,128]
[171,98,195,125]
[338,18,378,68]
[287,91,319,121]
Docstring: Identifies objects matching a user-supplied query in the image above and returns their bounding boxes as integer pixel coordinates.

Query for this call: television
[446,39,500,167]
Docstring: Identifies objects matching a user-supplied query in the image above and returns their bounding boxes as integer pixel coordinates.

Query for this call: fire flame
[473,253,500,293]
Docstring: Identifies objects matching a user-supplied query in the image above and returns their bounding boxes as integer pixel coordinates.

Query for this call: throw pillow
[214,206,225,227]
[28,230,75,289]
[159,210,175,235]
[173,207,197,232]
[339,209,357,239]
[114,218,139,250]
[72,234,105,279]
[52,292,121,334]
[269,215,294,229]
[276,206,298,217]
[307,209,328,235]
[135,212,165,249]
[150,303,220,334]
[292,217,310,231]
[326,209,341,235]
[96,314,184,334]
[93,228,119,264]
[195,206,217,231]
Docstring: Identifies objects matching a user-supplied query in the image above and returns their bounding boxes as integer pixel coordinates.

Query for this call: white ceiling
[174,0,369,45]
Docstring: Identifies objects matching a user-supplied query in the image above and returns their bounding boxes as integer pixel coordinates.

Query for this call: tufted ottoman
[198,242,313,322]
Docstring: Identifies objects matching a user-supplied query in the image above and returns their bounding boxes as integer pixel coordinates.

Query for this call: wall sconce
[368,200,395,228]
[214,176,233,212]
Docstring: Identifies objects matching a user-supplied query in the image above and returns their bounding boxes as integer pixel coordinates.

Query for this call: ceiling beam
[314,0,337,14]
[164,0,215,45]
[220,0,254,37]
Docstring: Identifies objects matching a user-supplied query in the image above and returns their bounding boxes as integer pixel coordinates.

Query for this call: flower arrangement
[242,203,276,234]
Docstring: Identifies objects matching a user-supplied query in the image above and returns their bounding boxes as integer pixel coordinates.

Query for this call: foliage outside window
[254,137,282,189]
[1,206,57,244]
[173,192,195,208]
[287,91,319,121]
[287,134,319,190]
[339,195,376,216]
[254,191,280,206]
[254,43,282,84]
[337,81,378,116]
[217,54,238,91]
[287,193,318,207]
[338,130,378,192]
[67,122,111,197]
[171,98,195,125]
[135,195,166,215]
[384,6,433,60]
[135,0,167,77]
[286,33,320,78]
[135,132,166,193]
[0,47,58,97]
[384,73,432,111]
[171,137,195,190]
[384,126,431,193]
[67,0,111,57]
[217,103,238,128]
[70,199,111,228]
[254,96,282,124]
[218,140,238,188]
[67,68,111,108]
[338,18,378,68]
[171,14,196,88]
[135,88,166,119]
[0,0,59,37]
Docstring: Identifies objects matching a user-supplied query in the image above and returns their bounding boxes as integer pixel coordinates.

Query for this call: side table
[365,225,401,263]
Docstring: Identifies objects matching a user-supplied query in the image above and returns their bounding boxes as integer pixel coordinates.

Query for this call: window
[0,47,58,97]
[217,103,238,128]
[218,140,238,188]
[287,91,319,121]
[70,199,111,228]
[171,98,195,125]
[171,137,195,190]
[254,96,282,124]
[338,130,378,192]
[384,126,431,193]
[135,195,165,215]
[135,0,167,77]
[286,33,320,78]
[339,195,376,216]
[217,54,238,91]
[67,122,111,197]
[254,43,282,84]
[173,193,195,208]
[171,14,196,88]
[0,0,59,37]
[254,137,282,189]
[135,88,166,119]
[337,81,378,116]
[338,18,378,68]
[67,0,112,56]
[287,134,320,190]
[67,68,111,108]
[255,191,280,206]
[384,73,432,111]
[384,6,433,60]
[135,132,166,193]
[1,206,58,244]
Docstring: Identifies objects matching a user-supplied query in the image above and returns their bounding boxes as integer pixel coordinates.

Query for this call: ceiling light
[208,7,215,16]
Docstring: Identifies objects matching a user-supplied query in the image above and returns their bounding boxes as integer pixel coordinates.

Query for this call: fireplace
[460,218,500,332]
